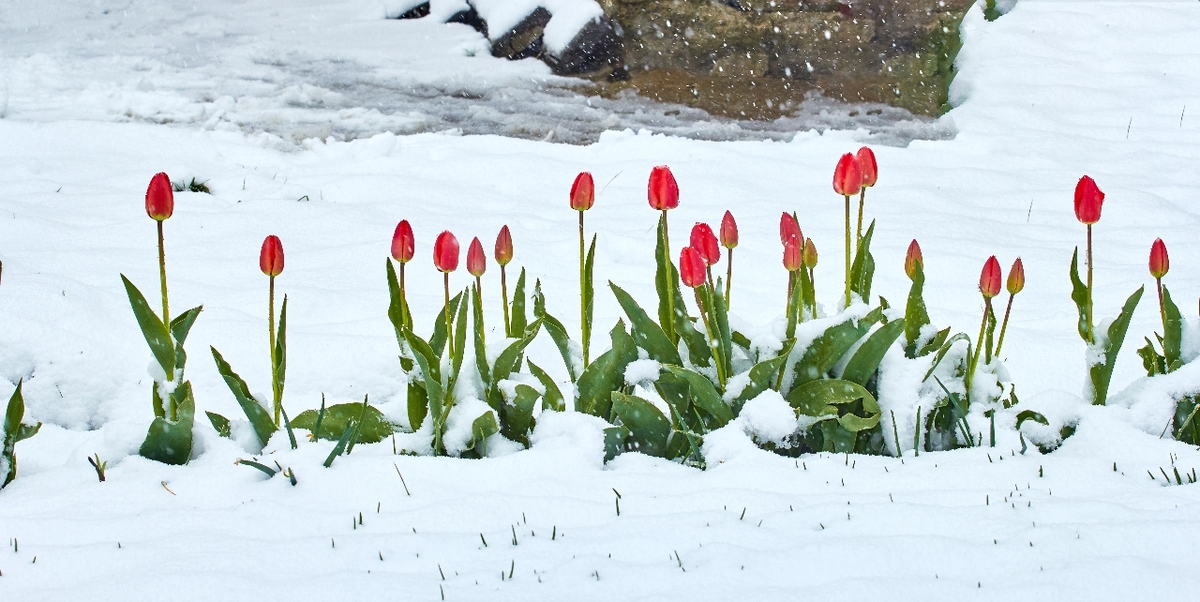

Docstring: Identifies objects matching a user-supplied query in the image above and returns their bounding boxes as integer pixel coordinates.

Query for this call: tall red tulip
[570,172,595,211]
[648,166,679,211]
[995,257,1024,357]
[856,147,878,188]
[680,247,707,288]
[1073,176,1104,225]
[905,240,923,280]
[979,256,1002,298]
[1150,238,1170,337]
[720,210,738,307]
[779,212,802,246]
[467,237,486,278]
[690,223,720,266]
[834,153,862,308]
[260,235,284,277]
[433,231,459,273]
[145,172,174,221]
[392,220,415,263]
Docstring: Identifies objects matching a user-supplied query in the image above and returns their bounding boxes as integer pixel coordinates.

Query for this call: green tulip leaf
[138,381,195,465]
[210,346,277,449]
[611,392,671,458]
[121,274,175,379]
[576,320,638,418]
[842,318,906,386]
[1089,286,1143,405]
[205,411,232,438]
[528,360,565,413]
[904,262,931,358]
[610,281,682,366]
[1069,248,1092,343]
[293,401,393,444]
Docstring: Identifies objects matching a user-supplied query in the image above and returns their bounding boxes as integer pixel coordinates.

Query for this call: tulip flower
[833,153,863,307]
[720,210,737,306]
[905,239,923,281]
[691,222,720,286]
[259,234,286,424]
[145,173,175,328]
[572,172,598,366]
[803,238,818,320]
[1074,175,1105,341]
[467,236,486,284]
[1150,238,1169,335]
[390,220,416,330]
[433,231,460,357]
[679,247,707,288]
[782,234,802,320]
[495,225,514,336]
[855,147,877,246]
[649,165,680,345]
[995,257,1023,357]
[779,212,802,247]
[971,256,1003,374]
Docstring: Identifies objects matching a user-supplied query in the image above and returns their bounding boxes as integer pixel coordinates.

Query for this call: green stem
[579,211,589,366]
[661,210,676,341]
[694,288,726,387]
[808,267,818,320]
[969,298,991,397]
[1157,277,1166,336]
[994,294,1014,357]
[269,275,278,425]
[444,272,454,359]
[856,188,865,247]
[399,262,407,330]
[1086,224,1094,343]
[157,220,173,382]
[844,194,852,308]
[725,248,733,308]
[500,264,510,338]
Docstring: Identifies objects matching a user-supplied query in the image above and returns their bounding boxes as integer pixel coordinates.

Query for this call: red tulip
[1149,238,1169,279]
[494,225,513,266]
[1007,257,1025,295]
[783,236,802,272]
[467,237,486,277]
[1073,175,1104,225]
[391,220,414,263]
[779,212,802,246]
[145,172,174,221]
[905,240,923,280]
[720,211,738,249]
[680,247,707,288]
[979,256,1002,298]
[433,231,459,273]
[570,172,595,211]
[856,147,878,188]
[648,166,679,210]
[260,235,284,277]
[833,153,863,196]
[690,223,720,266]
[803,238,818,269]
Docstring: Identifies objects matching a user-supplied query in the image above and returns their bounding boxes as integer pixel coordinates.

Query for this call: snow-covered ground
[2,0,1200,599]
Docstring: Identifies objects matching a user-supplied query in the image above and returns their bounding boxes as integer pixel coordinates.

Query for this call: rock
[490,7,552,61]
[395,2,431,20]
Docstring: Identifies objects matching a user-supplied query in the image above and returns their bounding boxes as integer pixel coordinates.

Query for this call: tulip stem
[579,211,589,367]
[724,248,733,309]
[269,275,278,425]
[809,267,818,320]
[399,262,407,330]
[1086,224,1094,343]
[694,287,726,387]
[156,220,173,382]
[994,293,1014,358]
[844,194,852,308]
[856,188,866,248]
[444,273,454,359]
[500,264,510,338]
[661,210,676,341]
[1157,277,1166,336]
[969,298,991,392]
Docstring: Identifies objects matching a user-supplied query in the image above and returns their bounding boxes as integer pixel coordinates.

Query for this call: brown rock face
[599,0,972,117]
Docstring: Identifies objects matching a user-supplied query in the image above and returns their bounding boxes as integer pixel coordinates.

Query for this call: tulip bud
[260,235,284,277]
[1007,257,1025,295]
[1149,238,1169,279]
[467,237,486,277]
[833,153,863,196]
[570,172,595,211]
[905,240,923,280]
[720,210,738,249]
[783,236,802,272]
[433,231,459,273]
[979,256,1002,299]
[803,238,818,269]
[1073,175,1104,225]
[494,225,513,266]
[779,212,802,246]
[145,172,174,221]
[648,165,680,210]
[856,146,878,188]
[680,247,707,288]
[690,223,720,266]
[391,220,415,263]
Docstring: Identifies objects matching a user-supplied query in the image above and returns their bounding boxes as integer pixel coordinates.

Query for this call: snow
[3,0,1200,599]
